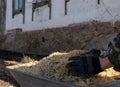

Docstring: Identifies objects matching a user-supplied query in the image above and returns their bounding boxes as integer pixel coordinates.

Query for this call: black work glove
[66,49,103,77]
[107,33,120,71]
[113,33,120,50]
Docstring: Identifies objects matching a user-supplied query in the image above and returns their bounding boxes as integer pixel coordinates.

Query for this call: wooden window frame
[97,0,100,4]
[65,0,70,15]
[12,0,25,24]
[0,0,6,34]
[32,0,51,21]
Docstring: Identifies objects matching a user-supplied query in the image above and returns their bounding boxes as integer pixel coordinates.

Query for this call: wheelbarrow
[6,64,120,87]
[6,65,80,87]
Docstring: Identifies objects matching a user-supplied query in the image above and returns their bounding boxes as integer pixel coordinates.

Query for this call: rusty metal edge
[101,80,120,87]
[6,66,81,87]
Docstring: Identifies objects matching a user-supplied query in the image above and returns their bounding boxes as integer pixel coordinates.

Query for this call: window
[97,0,100,4]
[33,0,43,3]
[12,0,25,23]
[65,0,70,15]
[0,0,6,34]
[32,0,51,21]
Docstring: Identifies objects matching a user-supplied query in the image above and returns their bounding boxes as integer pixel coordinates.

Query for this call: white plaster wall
[6,0,13,30]
[95,0,120,22]
[51,0,65,19]
[5,0,120,31]
[24,1,32,24]
[34,5,49,22]
[6,0,25,30]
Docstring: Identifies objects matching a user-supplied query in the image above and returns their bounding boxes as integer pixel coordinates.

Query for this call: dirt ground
[0,60,20,87]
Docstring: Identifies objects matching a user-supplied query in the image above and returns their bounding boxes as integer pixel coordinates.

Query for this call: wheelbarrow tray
[6,65,120,87]
[6,65,80,87]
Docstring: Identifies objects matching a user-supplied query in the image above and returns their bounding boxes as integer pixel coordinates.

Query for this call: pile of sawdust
[14,50,120,87]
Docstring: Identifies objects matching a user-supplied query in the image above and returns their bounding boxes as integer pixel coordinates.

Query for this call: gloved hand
[113,33,120,50]
[66,49,102,77]
[107,33,120,71]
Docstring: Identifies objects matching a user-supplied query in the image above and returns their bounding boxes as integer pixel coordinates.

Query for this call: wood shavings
[11,50,120,87]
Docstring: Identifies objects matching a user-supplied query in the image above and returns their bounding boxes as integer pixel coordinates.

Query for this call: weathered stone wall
[0,21,120,55]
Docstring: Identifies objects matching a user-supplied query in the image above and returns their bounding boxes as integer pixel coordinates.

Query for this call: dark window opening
[32,0,51,21]
[65,0,70,15]
[97,0,100,4]
[12,0,25,23]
